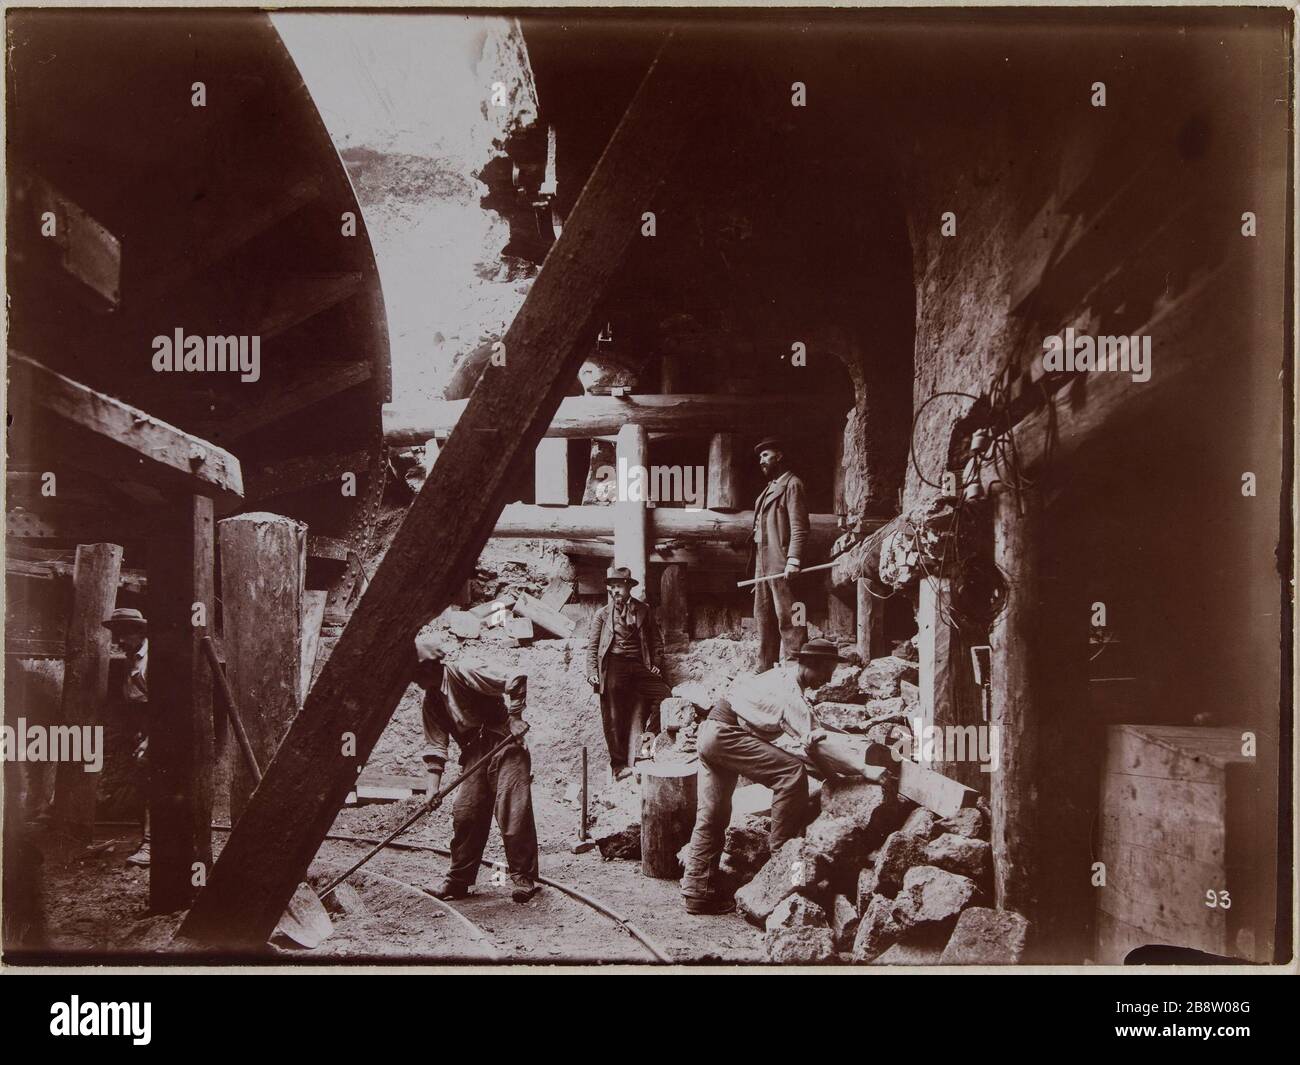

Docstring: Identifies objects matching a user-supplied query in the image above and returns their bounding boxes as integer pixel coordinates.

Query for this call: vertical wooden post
[534,437,569,506]
[827,582,856,643]
[52,543,122,843]
[660,562,689,651]
[615,423,649,597]
[707,433,742,512]
[218,513,306,822]
[856,577,883,663]
[916,577,953,761]
[991,486,1039,916]
[147,496,215,912]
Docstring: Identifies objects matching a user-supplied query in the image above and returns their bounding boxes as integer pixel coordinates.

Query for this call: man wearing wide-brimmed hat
[102,607,150,866]
[750,436,810,672]
[584,566,672,780]
[680,638,843,915]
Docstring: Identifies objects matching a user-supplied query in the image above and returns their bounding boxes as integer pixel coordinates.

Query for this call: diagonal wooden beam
[178,30,723,949]
[8,352,244,511]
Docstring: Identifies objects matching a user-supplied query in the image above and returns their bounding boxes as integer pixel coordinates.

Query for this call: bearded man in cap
[680,638,844,915]
[413,633,540,903]
[585,567,672,781]
[102,608,151,866]
[750,436,810,673]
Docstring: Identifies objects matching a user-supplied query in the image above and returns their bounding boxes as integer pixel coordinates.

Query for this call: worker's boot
[125,838,151,868]
[510,876,541,904]
[683,893,735,916]
[429,879,471,900]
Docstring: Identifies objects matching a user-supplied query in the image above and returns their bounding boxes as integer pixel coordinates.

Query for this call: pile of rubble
[732,777,1027,965]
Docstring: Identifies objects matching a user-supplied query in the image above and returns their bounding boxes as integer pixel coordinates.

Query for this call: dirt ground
[18,727,764,966]
[13,573,768,965]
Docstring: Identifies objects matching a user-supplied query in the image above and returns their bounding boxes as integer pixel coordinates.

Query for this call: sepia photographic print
[1,0,1294,997]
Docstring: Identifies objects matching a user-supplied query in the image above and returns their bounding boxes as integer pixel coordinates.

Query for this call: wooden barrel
[640,762,699,878]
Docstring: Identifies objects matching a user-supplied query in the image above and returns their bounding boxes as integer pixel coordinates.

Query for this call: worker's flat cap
[753,436,788,455]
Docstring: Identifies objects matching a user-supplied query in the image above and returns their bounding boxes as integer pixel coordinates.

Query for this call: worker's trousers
[445,732,540,889]
[753,574,807,673]
[599,655,671,770]
[679,717,809,902]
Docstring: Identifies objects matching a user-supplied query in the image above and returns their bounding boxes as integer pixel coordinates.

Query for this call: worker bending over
[680,638,844,915]
[415,633,540,904]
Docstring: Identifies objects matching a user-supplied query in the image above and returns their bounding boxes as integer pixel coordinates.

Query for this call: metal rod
[318,725,527,901]
[200,634,262,784]
[735,559,836,589]
[580,746,588,840]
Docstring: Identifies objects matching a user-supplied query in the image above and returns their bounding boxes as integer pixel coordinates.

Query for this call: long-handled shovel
[317,725,528,902]
[200,636,334,949]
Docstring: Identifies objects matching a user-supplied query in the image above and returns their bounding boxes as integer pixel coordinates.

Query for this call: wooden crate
[1096,724,1273,963]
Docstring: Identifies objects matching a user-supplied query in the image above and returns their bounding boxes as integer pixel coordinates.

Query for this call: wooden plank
[6,555,147,595]
[706,432,743,511]
[146,496,216,912]
[1097,839,1227,956]
[244,449,369,503]
[218,513,306,823]
[15,170,122,305]
[134,175,322,304]
[300,590,328,704]
[539,575,574,610]
[203,361,372,444]
[9,353,244,510]
[990,485,1038,914]
[383,393,838,447]
[614,424,649,595]
[178,30,725,950]
[897,760,977,819]
[513,592,575,639]
[50,543,121,841]
[534,437,569,506]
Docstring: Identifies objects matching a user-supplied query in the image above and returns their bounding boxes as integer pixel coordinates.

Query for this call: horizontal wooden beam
[8,353,244,510]
[495,503,845,552]
[558,538,752,570]
[384,393,843,447]
[7,555,148,594]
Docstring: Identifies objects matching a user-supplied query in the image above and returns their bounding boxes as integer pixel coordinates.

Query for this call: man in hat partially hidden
[680,638,843,915]
[414,633,541,903]
[585,566,672,781]
[102,608,151,866]
[750,436,811,673]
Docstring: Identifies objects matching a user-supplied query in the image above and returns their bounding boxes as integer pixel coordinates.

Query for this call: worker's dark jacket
[748,470,811,577]
[586,597,662,694]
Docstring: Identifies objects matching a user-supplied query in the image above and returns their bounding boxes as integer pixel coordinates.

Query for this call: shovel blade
[273,884,334,949]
